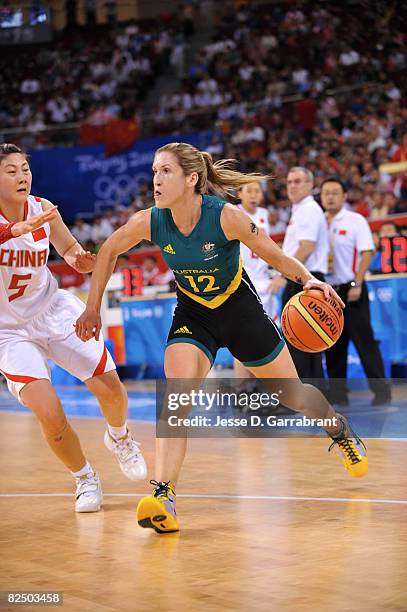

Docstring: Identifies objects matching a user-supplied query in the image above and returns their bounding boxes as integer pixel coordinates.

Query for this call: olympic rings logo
[94,173,151,201]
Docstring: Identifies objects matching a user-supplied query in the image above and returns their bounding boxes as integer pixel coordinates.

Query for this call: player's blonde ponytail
[156,142,270,197]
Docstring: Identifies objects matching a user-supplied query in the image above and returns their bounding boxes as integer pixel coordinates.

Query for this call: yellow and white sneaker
[137,480,179,533]
[328,414,368,478]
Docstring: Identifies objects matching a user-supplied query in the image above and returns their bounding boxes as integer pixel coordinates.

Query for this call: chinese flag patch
[32,227,47,242]
[338,229,347,235]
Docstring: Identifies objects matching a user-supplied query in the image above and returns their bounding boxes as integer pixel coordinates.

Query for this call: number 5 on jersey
[8,273,32,302]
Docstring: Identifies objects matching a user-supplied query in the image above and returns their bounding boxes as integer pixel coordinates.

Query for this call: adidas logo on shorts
[174,326,192,334]
[163,244,176,254]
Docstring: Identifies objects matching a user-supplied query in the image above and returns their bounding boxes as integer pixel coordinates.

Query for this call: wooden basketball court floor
[0,384,406,612]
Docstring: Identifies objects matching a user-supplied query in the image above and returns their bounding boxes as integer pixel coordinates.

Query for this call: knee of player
[39,410,68,436]
[20,380,63,414]
[90,372,126,406]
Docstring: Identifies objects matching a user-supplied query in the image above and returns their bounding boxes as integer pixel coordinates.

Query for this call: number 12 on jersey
[184,274,220,293]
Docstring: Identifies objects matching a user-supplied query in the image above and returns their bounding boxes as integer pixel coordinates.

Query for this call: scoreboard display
[121,267,143,297]
[379,236,407,274]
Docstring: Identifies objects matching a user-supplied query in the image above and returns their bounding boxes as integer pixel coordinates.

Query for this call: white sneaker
[104,430,147,481]
[75,471,102,513]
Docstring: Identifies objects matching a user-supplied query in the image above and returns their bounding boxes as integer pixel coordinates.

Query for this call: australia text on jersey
[173,267,220,274]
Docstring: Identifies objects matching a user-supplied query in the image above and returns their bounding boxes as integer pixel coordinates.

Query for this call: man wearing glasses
[271,166,329,380]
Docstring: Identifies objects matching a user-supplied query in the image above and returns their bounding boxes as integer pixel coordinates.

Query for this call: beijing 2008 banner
[28,131,217,223]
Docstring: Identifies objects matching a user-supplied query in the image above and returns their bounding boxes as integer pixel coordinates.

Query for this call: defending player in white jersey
[0,144,146,512]
[235,181,278,387]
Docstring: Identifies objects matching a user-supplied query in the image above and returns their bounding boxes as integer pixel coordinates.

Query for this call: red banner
[104,118,139,157]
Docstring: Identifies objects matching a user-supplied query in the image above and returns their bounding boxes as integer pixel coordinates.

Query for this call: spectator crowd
[0,9,190,147]
[154,0,406,224]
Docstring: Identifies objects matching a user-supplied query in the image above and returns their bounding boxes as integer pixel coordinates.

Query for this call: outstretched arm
[41,198,96,273]
[75,208,151,341]
[0,206,58,245]
[221,204,344,306]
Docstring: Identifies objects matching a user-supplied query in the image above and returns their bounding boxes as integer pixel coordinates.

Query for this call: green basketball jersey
[150,194,242,308]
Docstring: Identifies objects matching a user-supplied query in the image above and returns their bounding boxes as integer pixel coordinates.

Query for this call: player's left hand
[73,251,96,273]
[75,307,102,342]
[303,278,345,308]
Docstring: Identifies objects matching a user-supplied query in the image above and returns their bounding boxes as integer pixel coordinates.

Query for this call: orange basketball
[281,289,344,353]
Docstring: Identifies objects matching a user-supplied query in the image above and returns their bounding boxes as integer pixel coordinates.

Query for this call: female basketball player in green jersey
[75,142,368,534]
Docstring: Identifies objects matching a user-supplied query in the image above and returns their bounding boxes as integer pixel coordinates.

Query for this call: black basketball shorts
[167,270,285,367]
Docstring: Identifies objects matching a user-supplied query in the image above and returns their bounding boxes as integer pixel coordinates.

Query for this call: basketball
[281,289,344,353]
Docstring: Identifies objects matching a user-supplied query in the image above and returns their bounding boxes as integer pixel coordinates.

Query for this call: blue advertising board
[121,276,407,377]
[29,131,216,223]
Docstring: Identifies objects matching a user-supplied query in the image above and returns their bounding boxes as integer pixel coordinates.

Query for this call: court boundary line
[0,408,155,425]
[0,492,406,505]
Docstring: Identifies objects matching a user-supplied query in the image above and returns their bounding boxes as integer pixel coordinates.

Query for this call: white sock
[107,423,128,440]
[71,462,93,478]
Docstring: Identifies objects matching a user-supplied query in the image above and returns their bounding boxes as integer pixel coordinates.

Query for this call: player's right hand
[11,206,58,237]
[75,307,102,342]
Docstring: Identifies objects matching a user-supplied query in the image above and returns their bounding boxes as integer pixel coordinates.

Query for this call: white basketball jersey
[238,205,271,294]
[0,195,58,327]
